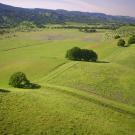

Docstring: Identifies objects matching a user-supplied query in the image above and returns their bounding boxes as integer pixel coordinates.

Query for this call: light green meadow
[0,28,135,135]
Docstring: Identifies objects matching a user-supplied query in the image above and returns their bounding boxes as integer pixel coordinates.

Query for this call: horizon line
[0,2,135,18]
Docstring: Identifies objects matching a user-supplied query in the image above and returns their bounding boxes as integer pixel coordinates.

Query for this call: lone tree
[128,35,135,45]
[66,47,98,62]
[117,39,126,47]
[9,72,30,88]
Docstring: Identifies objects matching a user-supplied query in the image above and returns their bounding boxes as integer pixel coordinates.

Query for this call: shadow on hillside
[22,83,41,89]
[96,61,110,63]
[70,59,110,63]
[0,89,10,93]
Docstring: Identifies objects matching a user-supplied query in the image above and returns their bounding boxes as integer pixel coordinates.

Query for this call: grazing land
[0,27,135,135]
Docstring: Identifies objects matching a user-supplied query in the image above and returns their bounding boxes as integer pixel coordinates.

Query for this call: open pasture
[0,27,135,135]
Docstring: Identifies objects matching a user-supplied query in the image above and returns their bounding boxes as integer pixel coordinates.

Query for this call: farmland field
[0,28,135,135]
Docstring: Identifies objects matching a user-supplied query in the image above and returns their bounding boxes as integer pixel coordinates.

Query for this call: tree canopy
[66,47,98,62]
[128,35,135,44]
[9,72,30,88]
[9,72,41,89]
[117,39,126,47]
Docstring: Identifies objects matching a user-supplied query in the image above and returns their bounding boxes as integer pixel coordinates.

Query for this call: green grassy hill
[0,28,135,135]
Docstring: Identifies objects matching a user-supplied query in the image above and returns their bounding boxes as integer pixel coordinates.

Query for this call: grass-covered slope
[0,28,135,134]
[46,44,135,106]
[105,26,135,39]
[0,29,101,87]
[47,61,135,106]
[0,87,135,135]
[116,26,135,37]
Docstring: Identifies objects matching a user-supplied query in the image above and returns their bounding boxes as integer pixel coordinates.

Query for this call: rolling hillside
[0,28,135,135]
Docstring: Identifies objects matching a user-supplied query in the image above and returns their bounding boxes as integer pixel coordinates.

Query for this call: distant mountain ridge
[0,3,135,27]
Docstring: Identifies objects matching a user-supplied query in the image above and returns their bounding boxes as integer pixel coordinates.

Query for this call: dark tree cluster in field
[79,28,96,33]
[9,72,29,88]
[1,3,135,28]
[117,35,135,47]
[66,47,98,62]
[9,72,40,89]
[117,39,126,47]
[128,35,135,45]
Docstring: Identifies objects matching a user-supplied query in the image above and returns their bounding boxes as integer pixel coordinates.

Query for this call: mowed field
[0,28,135,135]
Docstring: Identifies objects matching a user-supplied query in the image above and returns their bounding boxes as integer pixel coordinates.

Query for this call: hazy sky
[0,0,135,17]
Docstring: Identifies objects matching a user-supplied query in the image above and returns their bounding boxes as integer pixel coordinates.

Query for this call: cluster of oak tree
[117,35,135,47]
[66,47,98,62]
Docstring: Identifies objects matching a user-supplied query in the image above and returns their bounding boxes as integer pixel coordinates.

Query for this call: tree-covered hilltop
[0,3,135,28]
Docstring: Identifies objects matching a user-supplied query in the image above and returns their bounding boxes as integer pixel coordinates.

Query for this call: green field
[0,28,135,135]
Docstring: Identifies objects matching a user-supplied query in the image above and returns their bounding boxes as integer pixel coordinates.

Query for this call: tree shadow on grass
[96,61,110,63]
[69,59,110,64]
[21,83,41,89]
[78,60,110,63]
[0,89,10,93]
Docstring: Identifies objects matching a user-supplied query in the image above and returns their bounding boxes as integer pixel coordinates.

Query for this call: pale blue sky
[0,0,135,17]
